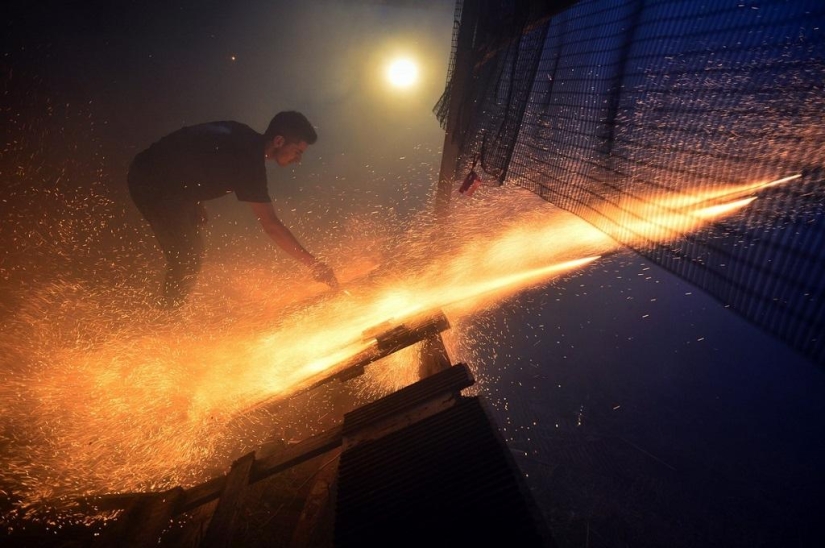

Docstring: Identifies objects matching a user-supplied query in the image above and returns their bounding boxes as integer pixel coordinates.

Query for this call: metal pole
[434,0,481,221]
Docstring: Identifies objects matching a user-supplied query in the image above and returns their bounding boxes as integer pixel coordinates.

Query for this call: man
[128,110,338,309]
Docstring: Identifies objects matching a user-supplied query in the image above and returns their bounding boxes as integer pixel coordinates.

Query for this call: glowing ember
[589,174,800,243]
[0,175,796,517]
[694,197,756,219]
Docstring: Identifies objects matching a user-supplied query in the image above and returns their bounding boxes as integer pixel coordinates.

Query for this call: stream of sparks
[0,174,798,512]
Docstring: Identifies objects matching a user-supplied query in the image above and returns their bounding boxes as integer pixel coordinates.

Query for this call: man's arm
[248,201,338,287]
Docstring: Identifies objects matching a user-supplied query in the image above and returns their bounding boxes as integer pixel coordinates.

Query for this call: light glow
[0,173,800,517]
[386,57,418,88]
[591,174,800,242]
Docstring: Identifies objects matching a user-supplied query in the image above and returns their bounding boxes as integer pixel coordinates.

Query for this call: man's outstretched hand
[311,261,339,289]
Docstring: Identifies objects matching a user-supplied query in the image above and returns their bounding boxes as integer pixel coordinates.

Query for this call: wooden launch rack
[75,309,553,547]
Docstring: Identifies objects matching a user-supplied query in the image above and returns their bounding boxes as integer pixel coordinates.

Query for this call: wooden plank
[240,310,450,418]
[342,363,474,436]
[175,428,343,514]
[252,425,344,483]
[288,450,341,548]
[417,332,452,379]
[201,452,255,548]
[342,391,460,451]
[81,492,156,512]
[374,311,450,354]
[92,487,183,547]
[179,476,226,513]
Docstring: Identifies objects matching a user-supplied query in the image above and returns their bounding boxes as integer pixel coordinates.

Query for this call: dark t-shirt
[129,121,270,204]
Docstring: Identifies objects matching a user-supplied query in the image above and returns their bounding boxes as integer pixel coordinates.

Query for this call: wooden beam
[178,425,345,514]
[289,450,342,548]
[342,363,475,447]
[92,487,183,547]
[239,310,451,418]
[251,426,345,484]
[201,452,255,548]
[418,331,452,379]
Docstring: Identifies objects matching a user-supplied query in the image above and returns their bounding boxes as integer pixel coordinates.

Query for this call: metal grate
[335,396,554,547]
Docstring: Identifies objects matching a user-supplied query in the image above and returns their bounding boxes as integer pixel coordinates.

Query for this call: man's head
[264,111,318,167]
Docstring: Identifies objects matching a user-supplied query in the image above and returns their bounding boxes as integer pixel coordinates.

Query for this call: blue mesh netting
[436,0,825,366]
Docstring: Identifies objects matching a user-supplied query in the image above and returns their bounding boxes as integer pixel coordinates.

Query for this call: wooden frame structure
[81,310,460,547]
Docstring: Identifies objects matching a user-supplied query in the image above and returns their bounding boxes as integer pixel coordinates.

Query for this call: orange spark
[0,174,799,513]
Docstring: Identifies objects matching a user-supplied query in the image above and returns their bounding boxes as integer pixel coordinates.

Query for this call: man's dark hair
[264,111,318,144]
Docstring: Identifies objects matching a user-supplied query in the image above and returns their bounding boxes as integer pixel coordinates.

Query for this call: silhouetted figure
[128,111,338,308]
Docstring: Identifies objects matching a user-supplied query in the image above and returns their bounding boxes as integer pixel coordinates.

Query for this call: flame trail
[0,174,798,513]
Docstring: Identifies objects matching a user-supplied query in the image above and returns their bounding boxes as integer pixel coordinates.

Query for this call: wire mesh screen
[437,0,825,366]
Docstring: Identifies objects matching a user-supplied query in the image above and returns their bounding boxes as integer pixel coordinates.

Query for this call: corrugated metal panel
[335,396,555,547]
[342,363,474,436]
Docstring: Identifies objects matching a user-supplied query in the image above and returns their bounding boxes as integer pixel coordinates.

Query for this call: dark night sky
[2,0,454,217]
[2,1,825,546]
[1,0,456,288]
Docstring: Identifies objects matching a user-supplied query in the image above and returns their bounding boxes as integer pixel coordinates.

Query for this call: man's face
[271,139,308,167]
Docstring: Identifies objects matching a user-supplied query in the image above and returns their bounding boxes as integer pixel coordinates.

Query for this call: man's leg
[128,159,207,308]
[140,201,205,309]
